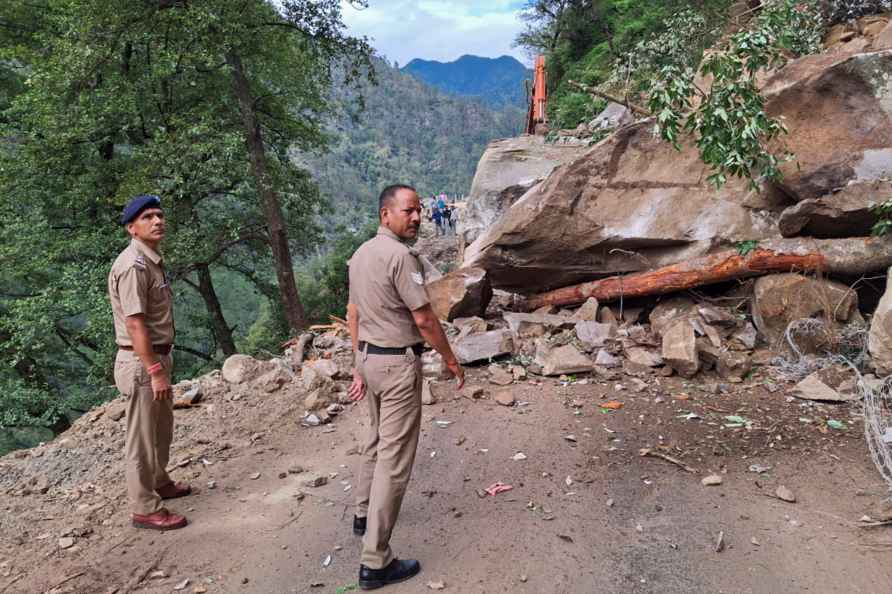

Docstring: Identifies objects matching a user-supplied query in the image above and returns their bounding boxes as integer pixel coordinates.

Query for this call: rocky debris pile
[0,324,362,502]
[448,25,892,379]
[430,270,888,404]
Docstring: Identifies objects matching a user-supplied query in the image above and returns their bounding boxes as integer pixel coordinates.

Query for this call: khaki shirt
[108,239,175,347]
[348,226,430,348]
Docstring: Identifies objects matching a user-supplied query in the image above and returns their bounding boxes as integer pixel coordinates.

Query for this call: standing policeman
[347,184,465,590]
[108,195,191,531]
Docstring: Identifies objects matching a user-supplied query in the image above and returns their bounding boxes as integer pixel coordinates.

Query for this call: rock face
[426,267,493,321]
[869,267,892,375]
[458,135,589,253]
[463,121,781,293]
[763,50,892,201]
[778,181,887,238]
[751,274,859,350]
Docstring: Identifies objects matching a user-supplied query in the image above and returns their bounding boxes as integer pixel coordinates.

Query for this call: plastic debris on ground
[484,482,513,496]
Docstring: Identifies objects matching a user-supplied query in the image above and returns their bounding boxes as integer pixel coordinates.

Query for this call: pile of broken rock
[424,269,885,407]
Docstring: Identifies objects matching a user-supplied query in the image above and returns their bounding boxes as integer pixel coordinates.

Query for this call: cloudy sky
[340,0,530,66]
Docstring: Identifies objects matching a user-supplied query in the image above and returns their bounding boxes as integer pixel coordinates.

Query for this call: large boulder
[588,102,634,132]
[763,50,892,201]
[222,354,264,384]
[426,267,493,321]
[533,341,593,376]
[462,121,782,293]
[751,273,860,350]
[662,319,699,378]
[503,312,576,338]
[778,180,887,238]
[869,267,892,375]
[458,135,588,253]
[451,330,514,364]
[463,49,892,294]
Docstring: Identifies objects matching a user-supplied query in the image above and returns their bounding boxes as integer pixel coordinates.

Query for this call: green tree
[0,0,370,428]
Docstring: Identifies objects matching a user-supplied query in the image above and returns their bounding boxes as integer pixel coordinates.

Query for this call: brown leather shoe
[156,481,192,500]
[132,508,188,531]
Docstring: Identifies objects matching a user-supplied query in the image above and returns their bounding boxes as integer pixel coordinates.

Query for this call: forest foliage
[0,0,521,435]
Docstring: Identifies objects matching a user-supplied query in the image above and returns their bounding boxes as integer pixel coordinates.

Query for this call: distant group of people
[426,193,458,236]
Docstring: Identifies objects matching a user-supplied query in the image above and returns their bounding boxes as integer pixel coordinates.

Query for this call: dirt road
[4,366,892,594]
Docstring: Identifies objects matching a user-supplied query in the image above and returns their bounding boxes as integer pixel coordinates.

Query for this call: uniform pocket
[114,352,149,396]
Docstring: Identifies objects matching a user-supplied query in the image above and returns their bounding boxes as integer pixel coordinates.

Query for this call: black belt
[119,344,173,355]
[359,341,423,356]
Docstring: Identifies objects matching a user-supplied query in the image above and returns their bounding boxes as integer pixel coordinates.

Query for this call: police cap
[120,194,162,225]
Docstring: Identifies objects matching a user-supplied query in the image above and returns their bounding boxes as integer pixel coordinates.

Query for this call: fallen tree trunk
[567,80,652,117]
[521,237,892,311]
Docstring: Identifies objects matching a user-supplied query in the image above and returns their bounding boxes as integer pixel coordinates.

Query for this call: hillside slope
[402,54,531,108]
[306,60,525,228]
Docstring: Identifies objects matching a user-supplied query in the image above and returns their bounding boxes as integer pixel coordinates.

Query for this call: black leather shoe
[359,558,421,590]
[353,515,367,536]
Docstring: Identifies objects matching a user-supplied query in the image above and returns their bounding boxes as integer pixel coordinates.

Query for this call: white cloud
[340,0,529,66]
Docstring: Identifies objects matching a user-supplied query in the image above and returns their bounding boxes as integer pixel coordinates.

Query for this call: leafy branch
[616,0,825,189]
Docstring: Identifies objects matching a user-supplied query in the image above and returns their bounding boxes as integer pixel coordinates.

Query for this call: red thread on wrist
[147,362,163,375]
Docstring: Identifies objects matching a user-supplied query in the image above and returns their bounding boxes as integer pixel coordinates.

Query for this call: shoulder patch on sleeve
[133,255,146,269]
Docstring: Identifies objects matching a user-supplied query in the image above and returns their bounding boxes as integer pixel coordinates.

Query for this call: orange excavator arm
[526,55,547,134]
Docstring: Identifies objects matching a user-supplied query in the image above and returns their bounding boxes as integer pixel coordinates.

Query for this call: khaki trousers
[114,349,174,515]
[354,347,423,569]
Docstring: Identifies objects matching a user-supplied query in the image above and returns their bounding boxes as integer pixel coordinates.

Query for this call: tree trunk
[226,50,307,334]
[195,264,237,356]
[522,237,892,311]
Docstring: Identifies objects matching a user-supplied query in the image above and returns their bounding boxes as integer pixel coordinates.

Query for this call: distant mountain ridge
[402,55,532,108]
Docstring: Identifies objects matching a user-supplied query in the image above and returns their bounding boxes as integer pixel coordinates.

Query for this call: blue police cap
[120,194,162,225]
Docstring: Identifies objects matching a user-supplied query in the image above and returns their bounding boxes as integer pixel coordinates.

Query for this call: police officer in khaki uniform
[347,184,465,590]
[108,195,191,531]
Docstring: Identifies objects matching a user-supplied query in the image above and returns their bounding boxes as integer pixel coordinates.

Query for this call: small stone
[750,536,760,546]
[241,577,249,585]
[701,474,723,487]
[207,480,216,489]
[193,587,208,594]
[776,485,796,503]
[249,472,261,480]
[606,498,614,508]
[469,387,486,399]
[58,537,75,549]
[302,474,328,488]
[427,581,446,590]
[278,472,287,479]
[173,578,190,591]
[512,452,528,461]
[520,575,528,583]
[489,365,514,386]
[288,465,305,474]
[148,570,167,580]
[494,390,515,406]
